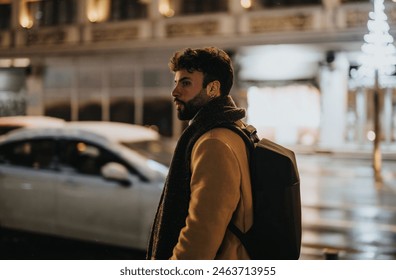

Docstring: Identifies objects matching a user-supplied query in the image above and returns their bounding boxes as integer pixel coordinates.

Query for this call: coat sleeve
[170,136,241,259]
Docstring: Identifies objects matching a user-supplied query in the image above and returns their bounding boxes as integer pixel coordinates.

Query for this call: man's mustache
[173,98,185,105]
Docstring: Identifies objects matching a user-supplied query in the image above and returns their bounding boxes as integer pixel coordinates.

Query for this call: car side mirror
[101,162,131,187]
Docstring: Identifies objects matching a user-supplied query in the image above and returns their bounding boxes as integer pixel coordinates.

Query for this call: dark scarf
[146,95,246,259]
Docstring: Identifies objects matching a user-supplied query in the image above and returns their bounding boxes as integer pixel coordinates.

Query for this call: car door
[0,139,58,234]
[56,139,145,249]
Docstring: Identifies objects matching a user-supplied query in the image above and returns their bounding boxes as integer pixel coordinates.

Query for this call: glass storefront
[40,54,173,137]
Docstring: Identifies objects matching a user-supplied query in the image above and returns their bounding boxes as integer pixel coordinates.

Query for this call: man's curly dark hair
[169,47,234,96]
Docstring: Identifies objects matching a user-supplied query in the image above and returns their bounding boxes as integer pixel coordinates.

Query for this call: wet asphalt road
[0,228,146,260]
[298,152,396,260]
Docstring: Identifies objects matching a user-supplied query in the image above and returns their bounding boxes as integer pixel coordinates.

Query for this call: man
[147,47,252,260]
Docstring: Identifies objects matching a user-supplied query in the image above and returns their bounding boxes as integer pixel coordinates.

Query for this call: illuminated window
[247,85,321,145]
[87,0,110,23]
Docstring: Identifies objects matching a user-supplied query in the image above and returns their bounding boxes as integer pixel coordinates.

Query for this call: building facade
[1,0,396,152]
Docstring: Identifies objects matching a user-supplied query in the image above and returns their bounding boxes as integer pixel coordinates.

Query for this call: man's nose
[171,85,179,97]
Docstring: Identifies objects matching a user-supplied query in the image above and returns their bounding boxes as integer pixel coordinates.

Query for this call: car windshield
[111,142,167,183]
[121,137,175,167]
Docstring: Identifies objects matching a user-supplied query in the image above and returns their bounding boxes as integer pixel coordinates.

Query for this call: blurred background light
[0,58,30,68]
[159,0,174,17]
[19,0,33,28]
[241,0,252,9]
[238,45,323,81]
[247,85,320,144]
[13,58,30,68]
[0,59,12,68]
[367,130,376,141]
[87,0,110,23]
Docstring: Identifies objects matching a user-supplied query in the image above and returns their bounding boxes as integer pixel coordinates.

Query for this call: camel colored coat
[170,127,253,259]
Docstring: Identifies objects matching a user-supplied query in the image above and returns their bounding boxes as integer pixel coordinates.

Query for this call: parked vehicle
[65,121,160,143]
[0,125,167,250]
[0,117,174,166]
[64,121,175,166]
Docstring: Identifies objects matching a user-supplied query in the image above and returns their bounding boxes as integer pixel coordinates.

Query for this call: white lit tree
[354,0,396,182]
[357,0,396,88]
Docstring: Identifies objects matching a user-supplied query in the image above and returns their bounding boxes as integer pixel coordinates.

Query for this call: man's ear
[206,80,221,97]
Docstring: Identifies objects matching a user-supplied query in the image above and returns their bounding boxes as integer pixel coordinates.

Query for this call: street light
[356,0,396,182]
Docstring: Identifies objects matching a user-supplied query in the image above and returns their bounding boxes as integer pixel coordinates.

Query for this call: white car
[0,125,167,250]
[64,121,175,166]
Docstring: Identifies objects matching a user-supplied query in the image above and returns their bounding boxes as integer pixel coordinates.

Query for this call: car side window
[59,140,99,175]
[0,139,56,170]
[60,140,133,177]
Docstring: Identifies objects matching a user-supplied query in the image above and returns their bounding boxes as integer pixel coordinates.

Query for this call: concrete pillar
[25,62,44,116]
[101,61,110,122]
[229,0,245,14]
[134,68,143,125]
[321,0,341,30]
[356,87,367,144]
[70,60,79,121]
[319,52,350,150]
[11,0,21,29]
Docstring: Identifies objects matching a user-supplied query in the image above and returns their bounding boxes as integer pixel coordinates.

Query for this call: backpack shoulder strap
[215,121,258,241]
[217,121,260,149]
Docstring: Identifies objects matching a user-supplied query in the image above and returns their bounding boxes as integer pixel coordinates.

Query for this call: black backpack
[221,123,302,260]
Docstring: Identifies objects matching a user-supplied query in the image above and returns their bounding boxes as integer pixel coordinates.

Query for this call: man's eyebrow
[175,76,191,83]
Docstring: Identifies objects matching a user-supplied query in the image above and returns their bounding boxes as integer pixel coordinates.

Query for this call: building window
[110,0,148,21]
[0,68,26,116]
[341,0,368,3]
[259,0,321,7]
[0,2,11,30]
[25,0,76,28]
[180,0,228,15]
[43,64,74,121]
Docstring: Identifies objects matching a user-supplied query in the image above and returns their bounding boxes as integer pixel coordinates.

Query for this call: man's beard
[175,89,211,120]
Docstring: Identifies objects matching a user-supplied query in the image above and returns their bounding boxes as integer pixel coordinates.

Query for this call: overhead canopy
[236,44,326,82]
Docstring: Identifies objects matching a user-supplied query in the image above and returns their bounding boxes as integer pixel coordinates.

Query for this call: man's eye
[182,81,191,86]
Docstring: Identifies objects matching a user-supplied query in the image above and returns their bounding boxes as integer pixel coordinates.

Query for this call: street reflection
[299,153,396,260]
